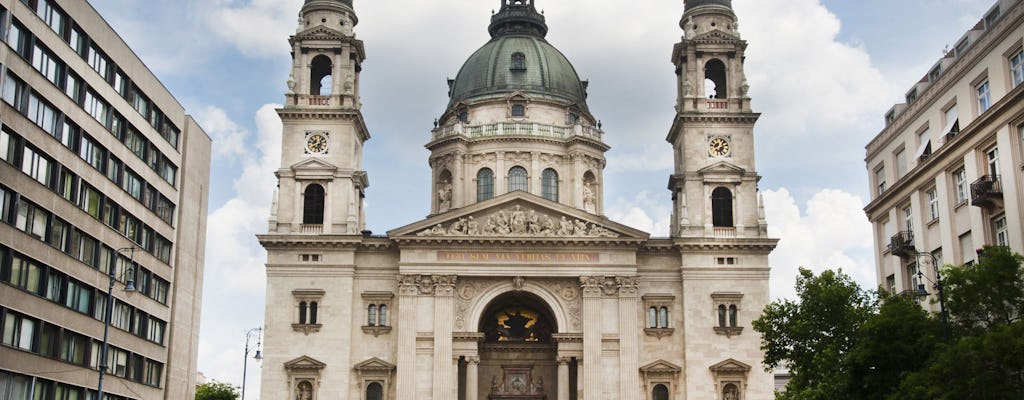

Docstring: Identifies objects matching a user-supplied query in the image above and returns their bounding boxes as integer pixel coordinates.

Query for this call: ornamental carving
[398,275,419,296]
[417,275,436,295]
[416,205,618,238]
[433,275,458,296]
[616,277,640,297]
[579,276,603,298]
[453,278,580,332]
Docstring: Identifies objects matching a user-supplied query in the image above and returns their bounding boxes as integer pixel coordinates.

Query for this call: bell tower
[667,0,767,239]
[271,0,369,235]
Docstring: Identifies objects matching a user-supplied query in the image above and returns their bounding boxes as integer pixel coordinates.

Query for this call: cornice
[426,133,610,153]
[865,3,1024,155]
[257,234,394,250]
[671,237,779,252]
[391,237,647,248]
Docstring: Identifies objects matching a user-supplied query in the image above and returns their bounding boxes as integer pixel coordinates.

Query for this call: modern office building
[259,0,776,399]
[864,0,1024,303]
[0,0,211,399]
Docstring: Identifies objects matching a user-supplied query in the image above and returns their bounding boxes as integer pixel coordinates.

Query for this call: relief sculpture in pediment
[417,205,618,238]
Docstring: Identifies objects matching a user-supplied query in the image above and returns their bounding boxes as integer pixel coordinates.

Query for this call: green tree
[195,381,239,400]
[942,246,1024,334]
[753,268,876,400]
[845,292,940,400]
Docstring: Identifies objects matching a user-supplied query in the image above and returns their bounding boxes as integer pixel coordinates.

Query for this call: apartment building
[0,0,210,399]
[864,0,1024,304]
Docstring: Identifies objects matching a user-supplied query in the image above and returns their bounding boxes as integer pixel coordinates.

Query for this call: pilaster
[580,276,603,400]
[617,277,641,400]
[433,275,458,400]
[396,275,419,399]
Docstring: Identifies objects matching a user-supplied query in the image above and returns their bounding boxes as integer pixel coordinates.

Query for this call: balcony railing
[308,96,332,106]
[889,231,916,258]
[713,227,737,238]
[706,99,729,109]
[431,122,604,142]
[970,175,1003,209]
[300,224,323,235]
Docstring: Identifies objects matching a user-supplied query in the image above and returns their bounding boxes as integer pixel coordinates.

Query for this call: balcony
[431,122,604,142]
[970,175,1003,209]
[300,224,324,235]
[888,231,916,258]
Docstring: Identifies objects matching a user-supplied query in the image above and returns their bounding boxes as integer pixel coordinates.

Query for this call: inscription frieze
[416,205,618,238]
[438,251,599,263]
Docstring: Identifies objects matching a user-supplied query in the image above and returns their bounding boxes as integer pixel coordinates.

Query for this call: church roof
[685,0,732,11]
[447,1,589,109]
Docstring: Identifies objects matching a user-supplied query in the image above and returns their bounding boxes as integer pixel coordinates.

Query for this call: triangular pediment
[693,29,741,42]
[709,358,752,374]
[291,157,339,172]
[698,161,746,176]
[284,355,326,371]
[354,357,396,372]
[640,360,682,373]
[387,191,649,241]
[294,25,345,41]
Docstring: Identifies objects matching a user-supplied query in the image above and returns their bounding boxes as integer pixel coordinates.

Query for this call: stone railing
[300,224,324,235]
[431,122,604,142]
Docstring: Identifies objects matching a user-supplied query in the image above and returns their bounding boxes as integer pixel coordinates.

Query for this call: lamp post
[241,327,263,400]
[915,251,949,340]
[97,247,137,400]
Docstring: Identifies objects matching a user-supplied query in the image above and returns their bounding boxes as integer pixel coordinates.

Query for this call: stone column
[496,152,506,196]
[433,275,458,400]
[454,152,465,209]
[396,275,420,399]
[466,356,480,400]
[617,277,641,400]
[580,277,604,400]
[557,356,571,400]
[576,358,585,400]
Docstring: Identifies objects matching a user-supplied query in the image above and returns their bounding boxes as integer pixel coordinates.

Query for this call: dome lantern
[489,0,548,38]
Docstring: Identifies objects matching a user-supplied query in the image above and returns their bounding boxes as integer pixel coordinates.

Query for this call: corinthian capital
[579,276,603,297]
[433,275,458,296]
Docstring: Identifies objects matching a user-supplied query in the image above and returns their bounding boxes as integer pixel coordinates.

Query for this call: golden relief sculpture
[417,205,618,237]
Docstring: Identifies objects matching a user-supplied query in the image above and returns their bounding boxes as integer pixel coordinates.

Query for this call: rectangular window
[59,330,88,365]
[1011,49,1024,88]
[75,233,97,268]
[151,277,168,304]
[907,263,921,293]
[87,45,109,80]
[83,90,110,126]
[0,186,13,223]
[903,205,913,233]
[15,200,50,241]
[7,254,43,294]
[895,149,907,177]
[0,129,12,162]
[31,43,63,88]
[986,146,999,176]
[77,183,102,219]
[131,86,150,119]
[954,168,968,204]
[2,311,37,351]
[886,274,896,294]
[60,120,80,151]
[21,145,53,186]
[63,71,81,101]
[69,27,85,55]
[110,301,131,331]
[928,189,939,221]
[26,91,58,135]
[47,217,70,251]
[34,0,67,36]
[144,360,163,387]
[977,80,991,113]
[875,167,886,195]
[960,232,975,265]
[64,279,92,314]
[2,71,26,108]
[78,135,105,171]
[994,215,1008,247]
[122,169,143,200]
[933,249,944,268]
[6,20,30,58]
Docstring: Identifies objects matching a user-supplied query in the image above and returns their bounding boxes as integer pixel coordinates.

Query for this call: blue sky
[87,0,997,397]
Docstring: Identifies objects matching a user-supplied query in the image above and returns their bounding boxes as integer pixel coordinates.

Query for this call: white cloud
[207,0,301,58]
[607,191,672,237]
[197,104,281,392]
[196,106,249,160]
[762,188,876,300]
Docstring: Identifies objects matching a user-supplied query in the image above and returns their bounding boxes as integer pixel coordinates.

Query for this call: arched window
[303,184,326,225]
[718,304,727,327]
[511,104,526,117]
[368,305,377,327]
[723,383,740,400]
[477,168,494,201]
[458,111,469,123]
[541,169,558,201]
[510,52,526,71]
[299,302,308,324]
[648,307,657,328]
[309,302,318,324]
[705,59,727,99]
[366,382,383,400]
[653,384,670,400]
[508,166,528,192]
[729,305,738,327]
[378,305,387,326]
[711,187,733,227]
[659,307,669,328]
[310,55,333,95]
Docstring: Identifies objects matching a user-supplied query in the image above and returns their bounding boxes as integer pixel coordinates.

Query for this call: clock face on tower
[305,132,329,154]
[708,137,730,157]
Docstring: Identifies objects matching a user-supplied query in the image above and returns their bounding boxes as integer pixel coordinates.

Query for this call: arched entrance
[466,291,558,400]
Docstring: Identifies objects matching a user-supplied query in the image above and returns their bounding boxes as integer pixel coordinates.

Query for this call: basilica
[258,0,777,399]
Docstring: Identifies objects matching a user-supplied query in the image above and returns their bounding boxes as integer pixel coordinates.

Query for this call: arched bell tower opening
[466,291,560,400]
[310,54,333,95]
[704,59,727,99]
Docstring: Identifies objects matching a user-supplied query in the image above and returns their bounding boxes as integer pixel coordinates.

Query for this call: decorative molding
[292,323,323,335]
[416,205,618,238]
[361,326,392,337]
[579,276,603,298]
[616,276,640,297]
[713,326,744,338]
[433,275,458,296]
[644,328,675,339]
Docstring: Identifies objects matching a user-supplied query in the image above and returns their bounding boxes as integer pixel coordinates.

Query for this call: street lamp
[241,327,263,400]
[915,251,949,340]
[97,247,138,400]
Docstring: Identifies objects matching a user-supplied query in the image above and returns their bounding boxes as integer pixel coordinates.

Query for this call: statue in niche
[296,381,313,400]
[343,74,354,95]
[437,179,452,211]
[723,384,739,400]
[684,79,693,97]
[532,377,543,393]
[685,16,696,39]
[582,181,596,213]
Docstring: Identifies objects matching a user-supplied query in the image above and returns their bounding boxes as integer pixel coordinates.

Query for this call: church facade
[258,0,777,399]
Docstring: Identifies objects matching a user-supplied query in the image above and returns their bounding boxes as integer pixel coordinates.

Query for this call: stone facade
[864,0,1024,306]
[260,1,776,399]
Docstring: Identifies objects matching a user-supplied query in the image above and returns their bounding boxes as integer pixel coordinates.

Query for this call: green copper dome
[448,1,588,108]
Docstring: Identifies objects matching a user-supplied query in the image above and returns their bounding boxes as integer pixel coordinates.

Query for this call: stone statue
[740,79,750,97]
[467,216,479,235]
[685,16,696,39]
[582,181,596,213]
[296,382,313,400]
[684,79,693,97]
[438,179,452,211]
[286,73,296,95]
[343,73,354,95]
[532,377,544,393]
[723,385,739,400]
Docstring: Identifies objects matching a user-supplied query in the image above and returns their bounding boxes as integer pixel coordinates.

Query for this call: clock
[708,137,730,157]
[305,132,328,154]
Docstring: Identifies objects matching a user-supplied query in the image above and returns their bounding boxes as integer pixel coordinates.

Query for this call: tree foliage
[195,381,239,400]
[757,247,1024,400]
[752,268,876,400]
